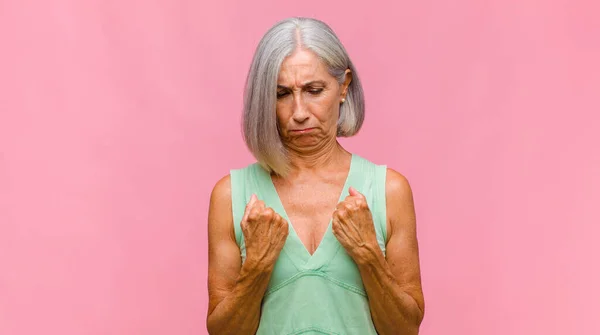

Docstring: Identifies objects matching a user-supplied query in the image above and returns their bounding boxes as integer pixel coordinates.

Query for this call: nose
[291,93,309,123]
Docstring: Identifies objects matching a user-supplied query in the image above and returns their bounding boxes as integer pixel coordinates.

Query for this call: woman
[207,17,424,335]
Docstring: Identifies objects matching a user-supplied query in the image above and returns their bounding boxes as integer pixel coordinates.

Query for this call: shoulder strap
[373,164,388,244]
[229,167,247,247]
[352,155,388,253]
[229,163,268,262]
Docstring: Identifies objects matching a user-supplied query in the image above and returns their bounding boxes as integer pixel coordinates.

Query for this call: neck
[285,140,350,175]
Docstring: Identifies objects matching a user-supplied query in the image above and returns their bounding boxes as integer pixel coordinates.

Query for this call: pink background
[1,0,599,334]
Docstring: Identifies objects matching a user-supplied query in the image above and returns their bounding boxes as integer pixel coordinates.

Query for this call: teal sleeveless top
[230,154,388,335]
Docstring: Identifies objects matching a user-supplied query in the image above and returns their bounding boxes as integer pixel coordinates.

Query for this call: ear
[341,68,353,99]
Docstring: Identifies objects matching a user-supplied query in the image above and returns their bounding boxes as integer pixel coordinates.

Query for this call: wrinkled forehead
[277,49,332,86]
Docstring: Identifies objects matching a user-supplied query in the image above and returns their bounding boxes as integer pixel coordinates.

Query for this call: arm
[205,176,273,335]
[355,169,425,335]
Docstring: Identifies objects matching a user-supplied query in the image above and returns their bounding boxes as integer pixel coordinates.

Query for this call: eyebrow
[277,80,327,89]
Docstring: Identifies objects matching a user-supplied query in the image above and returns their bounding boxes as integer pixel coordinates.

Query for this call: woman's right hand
[241,194,289,270]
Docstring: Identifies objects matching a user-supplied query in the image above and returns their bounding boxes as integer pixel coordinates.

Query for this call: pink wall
[1,1,598,334]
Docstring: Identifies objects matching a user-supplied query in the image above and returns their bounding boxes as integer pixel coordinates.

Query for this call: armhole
[375,165,388,244]
[229,169,245,247]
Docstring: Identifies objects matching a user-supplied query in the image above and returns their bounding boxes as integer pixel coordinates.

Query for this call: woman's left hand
[332,186,380,263]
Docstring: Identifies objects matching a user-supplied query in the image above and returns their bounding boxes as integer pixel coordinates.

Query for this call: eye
[277,91,289,99]
[307,88,323,95]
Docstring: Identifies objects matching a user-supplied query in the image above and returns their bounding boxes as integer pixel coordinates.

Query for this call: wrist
[242,256,275,275]
[235,259,274,296]
[353,241,384,267]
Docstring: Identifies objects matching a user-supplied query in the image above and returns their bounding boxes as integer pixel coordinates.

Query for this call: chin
[291,137,329,150]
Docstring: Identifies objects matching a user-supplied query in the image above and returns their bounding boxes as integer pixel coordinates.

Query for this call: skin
[207,47,425,335]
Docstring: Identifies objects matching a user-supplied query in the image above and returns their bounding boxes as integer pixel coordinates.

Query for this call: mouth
[289,127,316,134]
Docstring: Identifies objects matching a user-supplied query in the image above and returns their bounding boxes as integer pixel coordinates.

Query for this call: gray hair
[242,17,365,176]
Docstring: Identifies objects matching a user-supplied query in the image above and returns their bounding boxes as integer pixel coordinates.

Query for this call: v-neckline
[262,154,357,270]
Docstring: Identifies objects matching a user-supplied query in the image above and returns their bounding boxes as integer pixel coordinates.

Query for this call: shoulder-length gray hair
[242,17,365,176]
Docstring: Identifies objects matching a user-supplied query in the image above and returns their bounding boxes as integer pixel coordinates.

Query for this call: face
[276,49,352,151]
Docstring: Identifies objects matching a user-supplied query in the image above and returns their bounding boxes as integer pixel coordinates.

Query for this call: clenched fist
[332,187,379,262]
[241,194,289,270]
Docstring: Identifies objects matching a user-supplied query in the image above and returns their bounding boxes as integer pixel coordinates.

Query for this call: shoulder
[208,174,235,241]
[210,174,232,206]
[385,168,413,201]
[353,155,413,204]
[384,168,416,236]
[209,162,262,234]
[210,161,261,203]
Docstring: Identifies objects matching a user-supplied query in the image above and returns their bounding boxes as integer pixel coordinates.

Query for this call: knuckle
[262,207,275,220]
[247,210,259,221]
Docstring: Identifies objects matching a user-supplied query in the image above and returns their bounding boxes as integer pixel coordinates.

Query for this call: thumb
[248,193,257,206]
[242,194,257,222]
[348,186,363,198]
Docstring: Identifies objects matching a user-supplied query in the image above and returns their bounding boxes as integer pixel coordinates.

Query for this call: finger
[334,200,348,212]
[281,216,289,233]
[273,215,286,243]
[344,194,367,211]
[275,213,287,226]
[247,201,265,222]
[242,194,258,222]
[332,218,348,242]
[266,211,275,240]
[342,193,359,207]
[279,216,289,238]
[348,186,365,199]
[331,219,340,238]
[249,193,257,206]
[343,200,357,212]
[333,207,350,221]
[259,207,275,222]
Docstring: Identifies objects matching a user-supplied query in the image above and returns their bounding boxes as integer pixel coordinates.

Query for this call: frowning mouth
[289,127,316,134]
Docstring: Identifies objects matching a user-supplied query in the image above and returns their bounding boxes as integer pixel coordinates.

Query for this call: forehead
[277,49,331,84]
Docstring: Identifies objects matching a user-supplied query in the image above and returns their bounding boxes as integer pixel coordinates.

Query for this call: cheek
[275,104,291,124]
[311,100,340,125]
